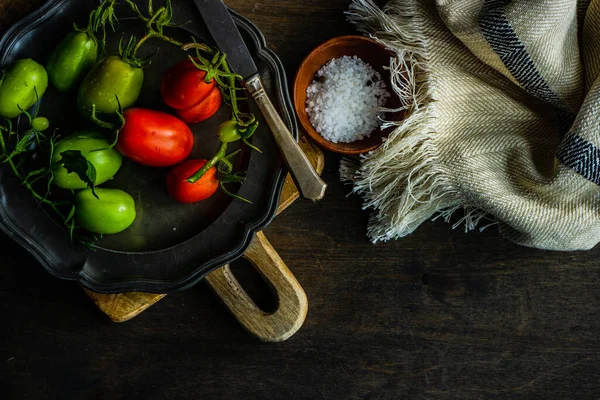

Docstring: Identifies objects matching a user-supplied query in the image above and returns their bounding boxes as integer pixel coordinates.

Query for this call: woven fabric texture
[343,0,600,250]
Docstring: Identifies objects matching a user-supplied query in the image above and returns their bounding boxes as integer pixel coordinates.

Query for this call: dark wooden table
[2,1,600,399]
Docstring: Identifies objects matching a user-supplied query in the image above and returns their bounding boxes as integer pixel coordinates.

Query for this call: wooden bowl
[294,35,403,155]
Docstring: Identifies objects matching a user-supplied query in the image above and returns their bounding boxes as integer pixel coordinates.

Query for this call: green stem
[225,149,242,160]
[0,124,69,218]
[152,32,183,49]
[218,58,242,119]
[187,142,228,183]
[27,172,52,186]
[120,0,149,22]
[132,31,184,58]
[5,154,66,214]
[182,41,215,55]
[242,138,262,153]
[2,151,20,164]
[89,103,125,135]
[24,167,49,181]
[214,57,254,127]
[0,126,7,156]
[90,104,118,130]
[219,182,251,204]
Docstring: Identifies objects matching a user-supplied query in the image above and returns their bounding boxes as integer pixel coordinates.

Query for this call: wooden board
[85,134,324,327]
[9,1,600,397]
[204,231,309,342]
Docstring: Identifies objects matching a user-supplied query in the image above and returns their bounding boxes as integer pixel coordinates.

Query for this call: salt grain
[305,55,390,144]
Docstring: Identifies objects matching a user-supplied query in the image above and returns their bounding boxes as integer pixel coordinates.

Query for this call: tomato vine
[1,0,262,245]
[95,0,261,193]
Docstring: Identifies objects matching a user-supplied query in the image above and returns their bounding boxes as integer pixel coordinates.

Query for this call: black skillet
[0,0,297,293]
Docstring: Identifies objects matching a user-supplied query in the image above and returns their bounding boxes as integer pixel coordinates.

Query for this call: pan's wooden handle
[205,231,308,342]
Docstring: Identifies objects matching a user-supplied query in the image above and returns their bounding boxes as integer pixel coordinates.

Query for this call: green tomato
[31,117,49,132]
[46,31,98,92]
[217,120,241,143]
[74,188,136,234]
[77,56,144,119]
[0,59,48,119]
[52,130,123,189]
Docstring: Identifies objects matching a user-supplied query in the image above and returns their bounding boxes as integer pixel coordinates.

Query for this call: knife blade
[193,0,327,202]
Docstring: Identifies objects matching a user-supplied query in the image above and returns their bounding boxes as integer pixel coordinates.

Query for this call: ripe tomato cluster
[115,58,225,204]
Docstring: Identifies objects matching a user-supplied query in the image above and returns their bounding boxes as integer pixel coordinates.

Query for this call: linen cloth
[343,0,600,250]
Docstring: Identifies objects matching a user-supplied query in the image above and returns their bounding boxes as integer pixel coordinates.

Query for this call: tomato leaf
[58,150,98,198]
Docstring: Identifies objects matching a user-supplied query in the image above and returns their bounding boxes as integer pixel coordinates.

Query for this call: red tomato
[176,86,222,124]
[166,159,218,204]
[117,108,194,167]
[161,58,217,110]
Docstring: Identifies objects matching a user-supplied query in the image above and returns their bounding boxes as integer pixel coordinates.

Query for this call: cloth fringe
[341,0,465,242]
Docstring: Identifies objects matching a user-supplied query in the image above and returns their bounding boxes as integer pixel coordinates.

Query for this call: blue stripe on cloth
[557,134,600,185]
[478,0,600,184]
[479,0,566,110]
[479,0,574,133]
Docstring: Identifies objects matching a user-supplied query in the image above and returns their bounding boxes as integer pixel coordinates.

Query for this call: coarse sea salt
[305,55,391,144]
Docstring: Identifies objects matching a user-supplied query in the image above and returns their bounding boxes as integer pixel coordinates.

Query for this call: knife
[192,0,327,202]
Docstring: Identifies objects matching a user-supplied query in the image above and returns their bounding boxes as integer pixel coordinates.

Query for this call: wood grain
[205,231,308,342]
[83,133,324,325]
[4,1,600,399]
[84,291,167,322]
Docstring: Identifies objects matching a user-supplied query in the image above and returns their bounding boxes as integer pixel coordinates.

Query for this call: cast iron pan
[0,0,297,293]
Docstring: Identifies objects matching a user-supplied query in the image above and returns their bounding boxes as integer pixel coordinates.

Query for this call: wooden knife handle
[245,75,327,202]
[204,231,308,342]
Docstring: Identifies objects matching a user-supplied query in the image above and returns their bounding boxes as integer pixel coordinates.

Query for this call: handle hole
[229,258,278,313]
